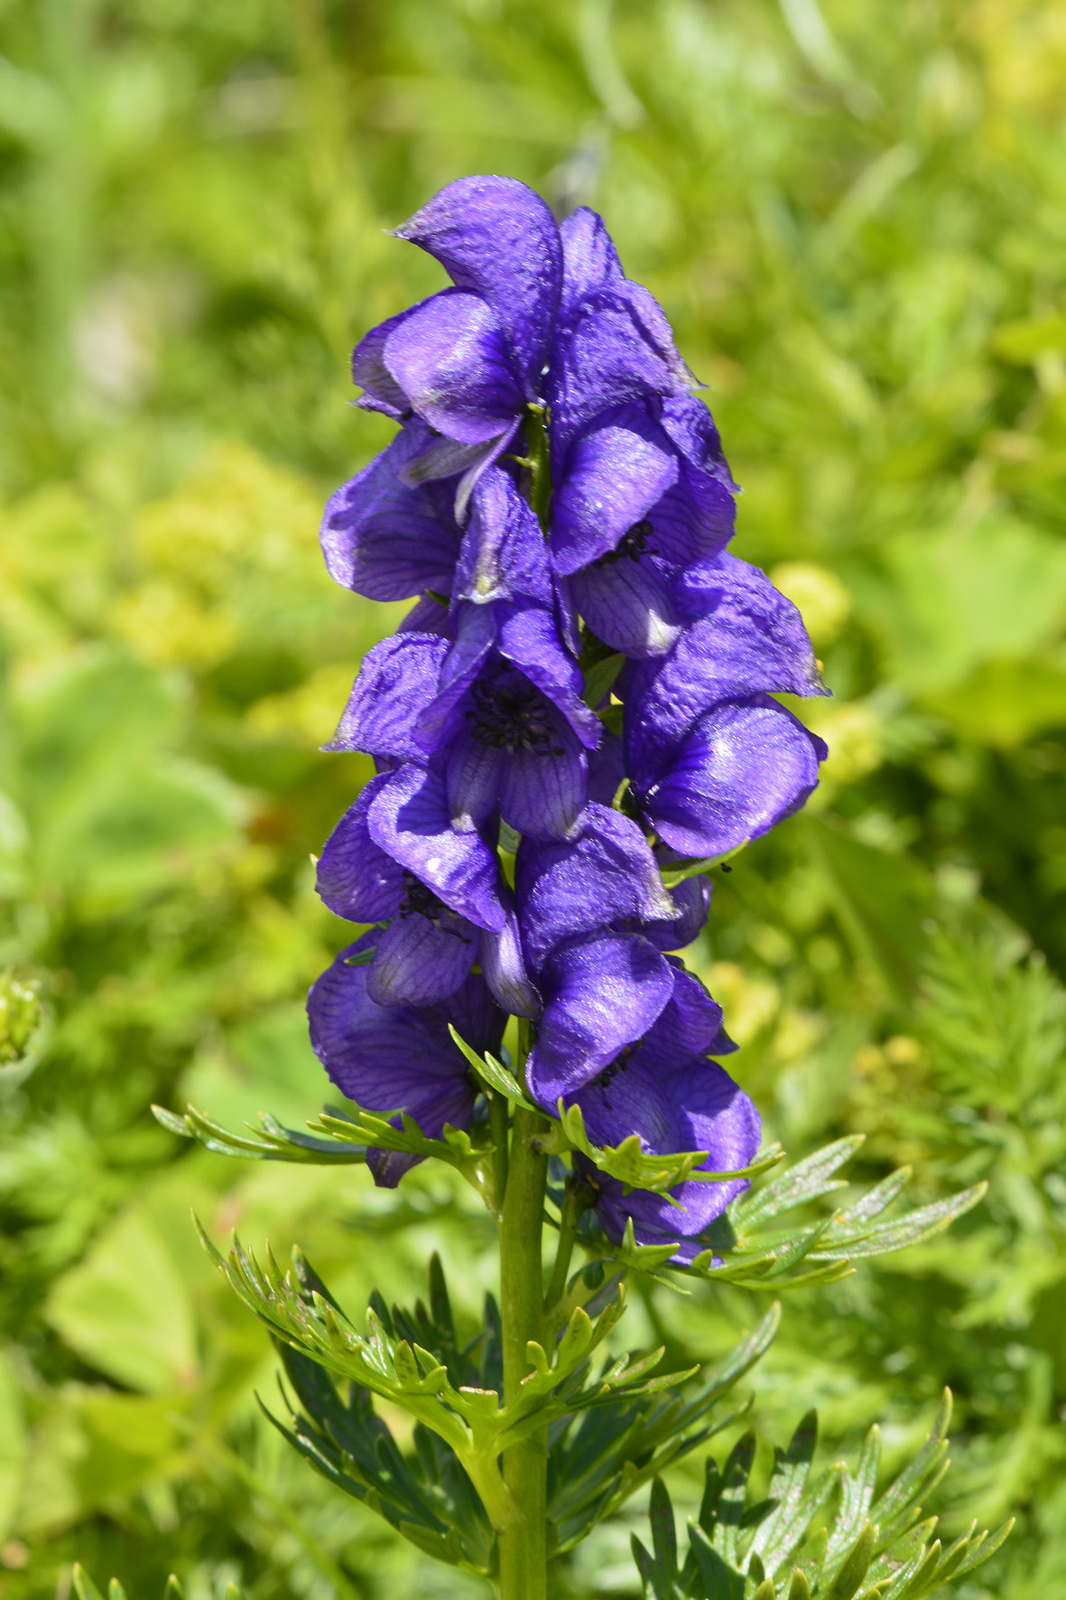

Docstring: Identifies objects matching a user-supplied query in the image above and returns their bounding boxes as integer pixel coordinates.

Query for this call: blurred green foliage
[0,0,1064,1596]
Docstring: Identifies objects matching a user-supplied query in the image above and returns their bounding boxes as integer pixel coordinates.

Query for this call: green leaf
[748,1411,828,1575]
[554,1099,783,1195]
[18,1390,185,1535]
[688,1521,745,1599]
[731,1137,863,1228]
[72,1568,106,1600]
[827,1425,881,1561]
[45,1206,198,1392]
[660,841,750,887]
[869,1390,951,1538]
[582,650,625,708]
[814,1184,986,1260]
[991,310,1066,361]
[0,1347,26,1540]
[803,817,935,1000]
[826,1521,876,1599]
[311,1105,484,1168]
[72,1571,193,1600]
[648,1476,678,1582]
[152,1102,370,1165]
[633,1386,1010,1598]
[682,1143,983,1291]
[447,1025,536,1109]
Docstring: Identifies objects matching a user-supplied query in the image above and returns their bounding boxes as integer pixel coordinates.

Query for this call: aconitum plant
[162,177,1008,1600]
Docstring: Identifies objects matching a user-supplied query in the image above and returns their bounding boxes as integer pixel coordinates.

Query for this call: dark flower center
[466,677,564,756]
[596,519,654,566]
[592,1042,635,1110]
[397,871,470,941]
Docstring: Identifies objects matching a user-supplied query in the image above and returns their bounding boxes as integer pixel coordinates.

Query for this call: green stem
[496,1105,549,1600]
[544,1184,584,1317]
[489,1088,510,1216]
[523,405,552,531]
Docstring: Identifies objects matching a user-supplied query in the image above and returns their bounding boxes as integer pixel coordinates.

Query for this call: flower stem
[523,404,552,532]
[488,1088,510,1217]
[496,1105,549,1600]
[544,1183,584,1316]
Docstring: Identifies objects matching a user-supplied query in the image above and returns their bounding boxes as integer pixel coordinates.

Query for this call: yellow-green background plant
[1,1,1064,1596]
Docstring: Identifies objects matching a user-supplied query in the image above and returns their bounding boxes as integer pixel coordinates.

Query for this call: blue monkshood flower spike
[307,934,507,1186]
[308,174,833,1271]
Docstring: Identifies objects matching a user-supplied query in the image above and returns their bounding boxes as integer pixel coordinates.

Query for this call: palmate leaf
[154,1097,498,1200]
[264,1249,782,1567]
[570,1136,985,1293]
[260,1251,502,1574]
[155,1072,779,1206]
[548,1305,781,1555]
[152,1102,370,1164]
[201,1223,710,1530]
[632,1391,1013,1599]
[168,1119,982,1306]
[684,1139,982,1291]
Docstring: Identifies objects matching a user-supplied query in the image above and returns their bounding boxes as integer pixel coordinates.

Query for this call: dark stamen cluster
[466,677,564,756]
[593,1043,635,1110]
[397,872,469,942]
[597,519,654,567]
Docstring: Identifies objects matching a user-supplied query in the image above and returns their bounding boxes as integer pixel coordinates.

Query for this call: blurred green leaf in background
[1,0,1065,1596]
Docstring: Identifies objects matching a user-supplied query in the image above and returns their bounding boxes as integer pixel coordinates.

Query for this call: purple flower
[319,433,556,612]
[315,766,536,1016]
[549,207,694,449]
[319,422,464,603]
[308,934,507,1187]
[330,632,596,843]
[306,177,829,1256]
[328,472,600,841]
[350,177,563,508]
[347,181,719,550]
[574,1062,759,1261]
[555,397,739,657]
[546,209,738,654]
[515,805,709,1104]
[620,553,829,857]
[560,962,757,1259]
